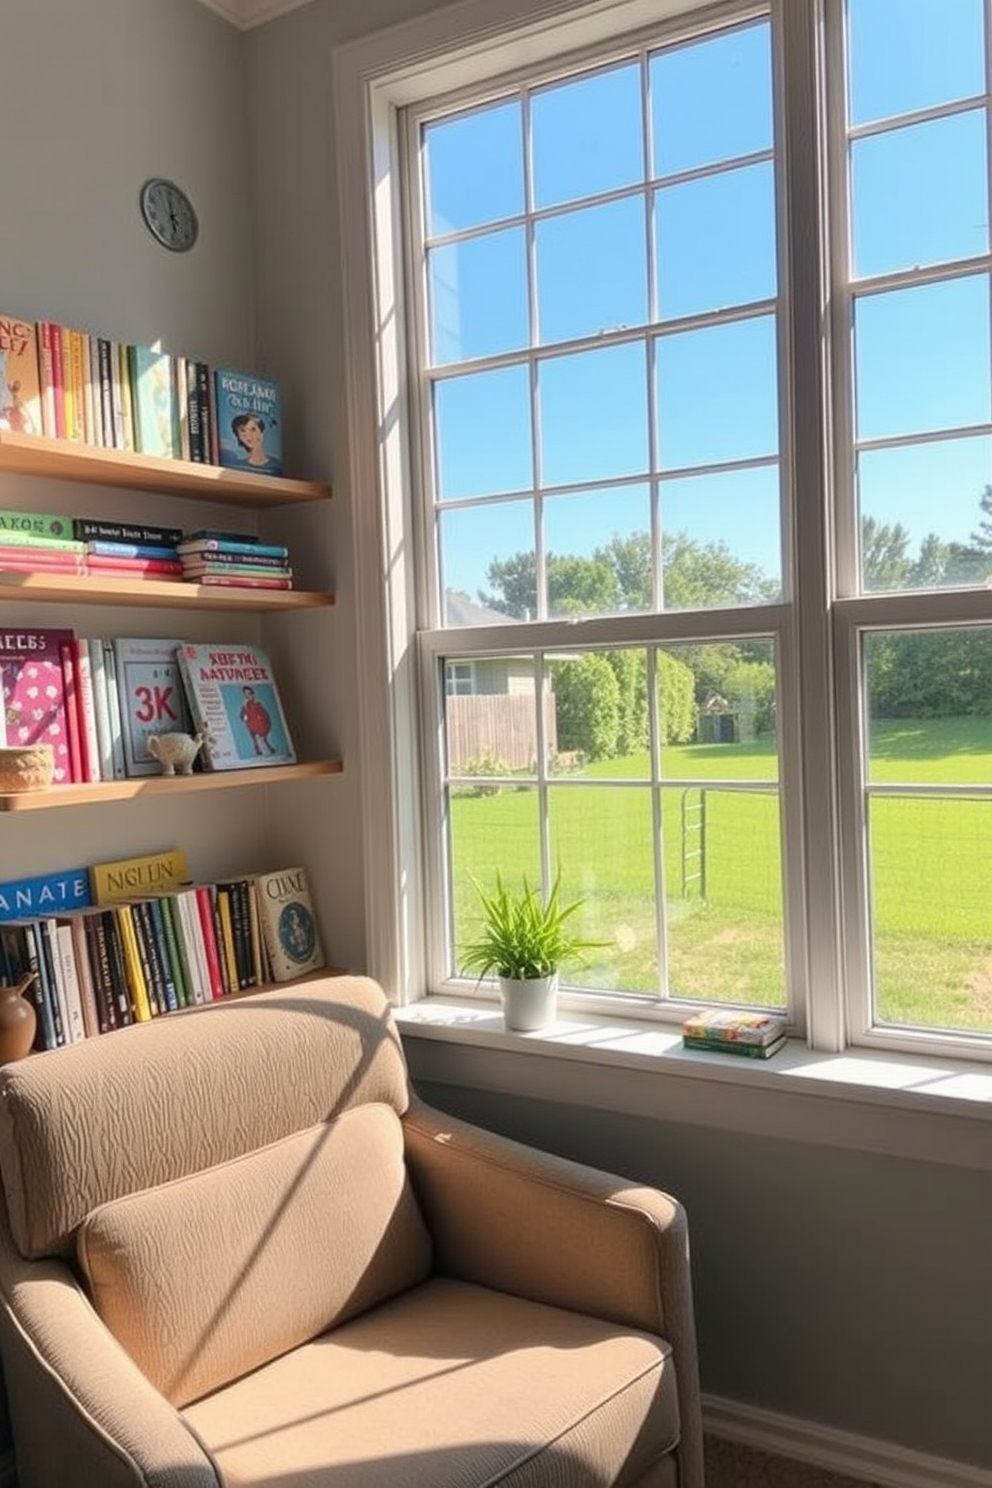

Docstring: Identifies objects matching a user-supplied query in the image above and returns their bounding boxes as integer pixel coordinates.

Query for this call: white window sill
[395,997,992,1171]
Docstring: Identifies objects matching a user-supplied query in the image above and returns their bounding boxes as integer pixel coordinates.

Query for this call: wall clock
[139,178,199,253]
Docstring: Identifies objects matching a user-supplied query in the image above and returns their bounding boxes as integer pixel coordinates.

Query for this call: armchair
[0,975,704,1487]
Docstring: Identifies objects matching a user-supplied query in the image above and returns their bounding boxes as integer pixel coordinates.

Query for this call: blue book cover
[130,345,179,460]
[87,540,179,561]
[214,370,283,477]
[0,867,91,922]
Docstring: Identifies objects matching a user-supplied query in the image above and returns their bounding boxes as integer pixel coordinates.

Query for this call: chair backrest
[0,976,410,1258]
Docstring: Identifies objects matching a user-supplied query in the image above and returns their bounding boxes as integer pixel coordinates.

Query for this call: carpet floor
[704,1436,885,1488]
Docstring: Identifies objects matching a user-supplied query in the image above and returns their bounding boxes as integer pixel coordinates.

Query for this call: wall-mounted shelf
[0,759,343,813]
[0,572,334,612]
[0,431,331,506]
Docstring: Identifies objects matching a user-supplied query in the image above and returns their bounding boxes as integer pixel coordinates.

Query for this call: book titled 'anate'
[176,642,296,771]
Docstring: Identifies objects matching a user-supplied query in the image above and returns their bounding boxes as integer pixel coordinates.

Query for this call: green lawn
[449,718,992,1034]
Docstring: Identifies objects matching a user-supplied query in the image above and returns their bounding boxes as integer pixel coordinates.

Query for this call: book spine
[84,911,116,1033]
[101,641,127,781]
[112,342,128,450]
[145,897,179,1012]
[57,640,84,784]
[99,910,131,1026]
[86,541,179,561]
[96,339,114,446]
[47,323,66,438]
[194,885,227,998]
[55,922,87,1043]
[87,557,183,576]
[176,889,209,1004]
[67,329,87,443]
[37,919,67,1047]
[68,915,100,1039]
[73,639,101,784]
[84,332,100,445]
[74,519,184,546]
[87,637,114,782]
[19,922,56,1050]
[682,1035,785,1059]
[130,900,166,1015]
[215,885,240,994]
[158,897,191,1009]
[113,905,152,1022]
[246,878,264,986]
[36,323,57,438]
[178,538,289,559]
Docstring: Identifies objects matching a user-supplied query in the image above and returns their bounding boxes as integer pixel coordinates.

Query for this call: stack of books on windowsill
[681,1009,788,1060]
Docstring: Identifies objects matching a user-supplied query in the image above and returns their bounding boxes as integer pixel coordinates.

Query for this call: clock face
[139,178,198,253]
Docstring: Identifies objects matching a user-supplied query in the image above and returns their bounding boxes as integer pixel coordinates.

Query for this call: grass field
[449,717,992,1034]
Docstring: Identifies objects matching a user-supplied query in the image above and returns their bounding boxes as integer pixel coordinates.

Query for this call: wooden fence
[447,693,558,772]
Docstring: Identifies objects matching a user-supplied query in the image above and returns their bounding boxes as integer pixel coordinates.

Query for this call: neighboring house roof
[445,592,517,627]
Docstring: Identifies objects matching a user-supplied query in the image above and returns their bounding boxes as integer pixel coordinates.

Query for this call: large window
[376,0,992,1057]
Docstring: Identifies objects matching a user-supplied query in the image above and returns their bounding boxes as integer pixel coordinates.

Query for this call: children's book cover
[176,642,296,771]
[214,370,283,477]
[0,627,74,782]
[0,314,42,436]
[253,866,324,982]
[111,637,193,776]
[130,345,178,459]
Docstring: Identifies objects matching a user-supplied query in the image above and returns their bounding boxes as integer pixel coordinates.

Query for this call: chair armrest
[403,1097,704,1487]
[0,1225,217,1488]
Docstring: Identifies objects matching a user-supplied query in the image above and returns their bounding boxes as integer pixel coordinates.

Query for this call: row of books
[681,1009,788,1059]
[0,627,296,784]
[0,853,325,1053]
[0,510,294,591]
[0,311,283,476]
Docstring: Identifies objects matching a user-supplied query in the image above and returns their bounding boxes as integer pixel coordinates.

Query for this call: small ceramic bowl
[0,744,55,792]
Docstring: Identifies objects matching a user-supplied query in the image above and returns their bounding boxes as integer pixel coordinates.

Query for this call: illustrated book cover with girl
[175,642,296,771]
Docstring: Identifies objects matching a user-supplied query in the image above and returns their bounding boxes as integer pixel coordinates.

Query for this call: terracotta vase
[0,976,37,1063]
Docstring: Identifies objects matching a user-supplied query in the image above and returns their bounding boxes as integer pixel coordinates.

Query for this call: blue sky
[418,0,992,607]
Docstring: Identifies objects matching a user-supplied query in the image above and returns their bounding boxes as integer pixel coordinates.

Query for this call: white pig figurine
[146,731,205,777]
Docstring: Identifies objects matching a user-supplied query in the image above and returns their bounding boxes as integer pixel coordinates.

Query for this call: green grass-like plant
[460,870,606,981]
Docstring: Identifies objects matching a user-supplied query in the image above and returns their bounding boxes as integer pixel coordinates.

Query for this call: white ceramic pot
[499,973,559,1032]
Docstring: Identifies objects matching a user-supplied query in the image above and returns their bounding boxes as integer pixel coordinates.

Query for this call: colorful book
[214,370,283,477]
[130,345,178,459]
[0,510,76,541]
[180,561,292,578]
[111,637,193,776]
[183,574,294,591]
[682,1033,787,1059]
[67,912,101,1039]
[86,541,179,562]
[0,549,87,574]
[253,866,324,982]
[74,518,184,547]
[174,888,209,1004]
[193,883,226,1000]
[72,638,102,784]
[681,1010,787,1047]
[58,639,84,782]
[178,537,288,559]
[87,637,114,782]
[99,909,133,1027]
[86,557,183,577]
[0,626,74,783]
[175,642,296,771]
[113,904,153,1022]
[54,920,87,1043]
[0,865,91,921]
[101,640,127,780]
[0,315,43,436]
[88,847,189,907]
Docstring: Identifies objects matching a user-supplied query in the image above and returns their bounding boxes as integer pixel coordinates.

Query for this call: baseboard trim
[702,1394,992,1488]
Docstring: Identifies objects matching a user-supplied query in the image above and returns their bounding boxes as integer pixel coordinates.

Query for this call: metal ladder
[680,787,707,901]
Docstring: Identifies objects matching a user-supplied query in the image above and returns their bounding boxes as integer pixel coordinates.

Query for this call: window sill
[395,997,992,1171]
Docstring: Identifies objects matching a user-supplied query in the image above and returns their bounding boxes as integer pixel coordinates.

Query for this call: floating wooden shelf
[0,571,334,612]
[0,759,342,813]
[0,431,330,506]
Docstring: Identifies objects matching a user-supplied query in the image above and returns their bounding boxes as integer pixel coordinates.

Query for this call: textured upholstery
[78,1106,433,1406]
[183,1277,679,1488]
[0,974,704,1488]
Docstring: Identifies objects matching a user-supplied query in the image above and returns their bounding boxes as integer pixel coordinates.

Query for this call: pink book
[0,627,74,783]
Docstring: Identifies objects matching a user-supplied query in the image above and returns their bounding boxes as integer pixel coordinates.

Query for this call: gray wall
[4,0,991,1472]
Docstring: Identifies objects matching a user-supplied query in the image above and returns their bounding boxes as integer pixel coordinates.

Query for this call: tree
[861,516,912,591]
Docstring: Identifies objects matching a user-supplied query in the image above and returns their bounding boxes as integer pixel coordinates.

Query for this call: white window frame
[333,0,992,1064]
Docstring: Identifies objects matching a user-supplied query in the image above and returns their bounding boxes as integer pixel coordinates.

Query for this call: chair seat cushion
[77,1104,432,1406]
[182,1275,679,1488]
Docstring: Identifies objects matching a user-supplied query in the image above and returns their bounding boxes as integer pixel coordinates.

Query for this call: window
[344,0,992,1060]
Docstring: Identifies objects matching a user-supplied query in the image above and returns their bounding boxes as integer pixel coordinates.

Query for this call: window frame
[332,0,992,1063]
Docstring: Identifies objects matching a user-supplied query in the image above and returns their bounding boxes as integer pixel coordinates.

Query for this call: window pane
[549,648,651,779]
[531,62,643,209]
[535,197,648,345]
[439,501,535,621]
[656,315,779,469]
[435,366,532,500]
[857,436,992,592]
[847,0,985,127]
[428,227,528,364]
[661,467,781,606]
[549,782,657,994]
[864,629,992,1034]
[661,786,785,1007]
[539,342,649,487]
[854,277,991,441]
[851,112,988,280]
[650,21,772,178]
[424,100,523,235]
[656,161,776,320]
[544,486,652,618]
[449,787,542,981]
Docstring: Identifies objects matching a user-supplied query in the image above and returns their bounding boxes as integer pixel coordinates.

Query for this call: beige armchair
[0,975,704,1488]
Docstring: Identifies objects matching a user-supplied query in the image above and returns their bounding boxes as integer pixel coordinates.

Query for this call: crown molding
[194,0,314,30]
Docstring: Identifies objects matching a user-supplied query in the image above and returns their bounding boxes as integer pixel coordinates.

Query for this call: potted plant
[460,870,606,1031]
